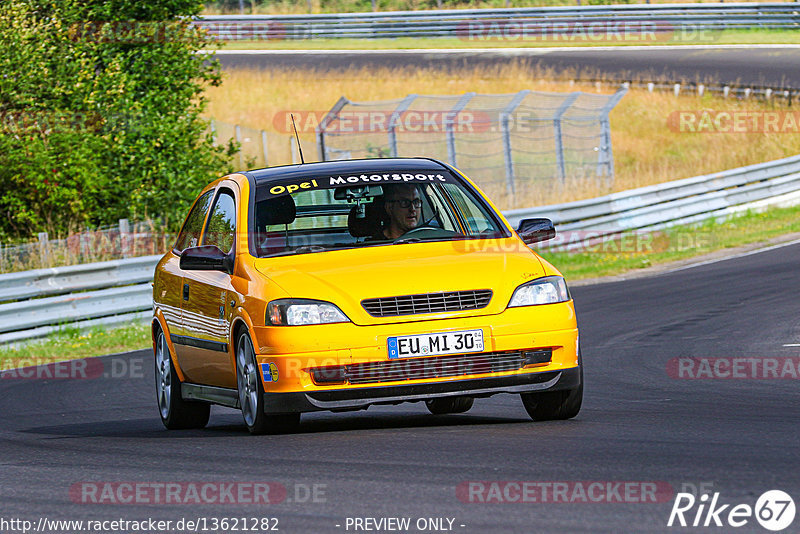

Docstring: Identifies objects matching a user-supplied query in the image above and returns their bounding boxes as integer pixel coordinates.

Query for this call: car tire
[235,330,300,435]
[425,396,474,415]
[520,362,583,421]
[154,326,210,430]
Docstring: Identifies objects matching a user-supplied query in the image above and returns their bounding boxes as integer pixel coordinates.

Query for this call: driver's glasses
[388,198,422,209]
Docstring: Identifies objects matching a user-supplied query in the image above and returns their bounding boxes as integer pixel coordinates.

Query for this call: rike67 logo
[668,490,795,531]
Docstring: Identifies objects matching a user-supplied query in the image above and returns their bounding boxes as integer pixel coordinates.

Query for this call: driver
[381,184,421,239]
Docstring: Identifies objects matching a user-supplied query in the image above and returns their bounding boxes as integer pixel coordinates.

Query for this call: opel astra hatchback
[152,158,582,434]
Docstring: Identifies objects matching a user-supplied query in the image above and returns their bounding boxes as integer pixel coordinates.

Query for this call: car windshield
[251,170,507,257]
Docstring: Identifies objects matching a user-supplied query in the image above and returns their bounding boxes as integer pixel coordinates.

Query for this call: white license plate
[387,329,484,359]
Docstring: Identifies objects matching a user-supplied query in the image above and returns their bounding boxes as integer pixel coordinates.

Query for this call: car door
[176,185,238,389]
[157,189,215,347]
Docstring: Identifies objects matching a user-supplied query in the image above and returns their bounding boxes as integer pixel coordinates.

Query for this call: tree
[0,0,233,239]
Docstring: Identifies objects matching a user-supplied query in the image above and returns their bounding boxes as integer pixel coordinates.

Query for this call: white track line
[660,237,800,276]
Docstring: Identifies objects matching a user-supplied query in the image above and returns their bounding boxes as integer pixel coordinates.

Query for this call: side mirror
[517,218,556,245]
[180,245,233,274]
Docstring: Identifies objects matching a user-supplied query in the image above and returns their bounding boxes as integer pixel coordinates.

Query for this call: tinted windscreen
[251,171,506,257]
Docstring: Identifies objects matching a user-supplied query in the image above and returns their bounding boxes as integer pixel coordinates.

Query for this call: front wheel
[425,396,474,415]
[520,366,582,421]
[236,331,300,435]
[154,326,210,430]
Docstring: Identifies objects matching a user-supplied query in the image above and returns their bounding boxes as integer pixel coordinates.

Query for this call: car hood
[253,238,547,326]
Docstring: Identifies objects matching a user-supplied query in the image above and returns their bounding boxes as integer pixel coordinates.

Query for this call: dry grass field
[204,63,800,208]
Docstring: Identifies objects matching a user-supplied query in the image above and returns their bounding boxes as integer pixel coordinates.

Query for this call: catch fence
[0,220,171,274]
[316,89,626,202]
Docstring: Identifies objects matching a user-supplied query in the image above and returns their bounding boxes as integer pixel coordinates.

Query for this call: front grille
[309,348,552,386]
[361,290,492,317]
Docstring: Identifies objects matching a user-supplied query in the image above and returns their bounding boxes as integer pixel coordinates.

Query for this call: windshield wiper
[392,237,422,245]
[291,245,327,254]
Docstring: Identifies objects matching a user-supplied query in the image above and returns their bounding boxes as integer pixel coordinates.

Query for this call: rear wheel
[236,331,300,435]
[520,365,582,421]
[154,326,210,430]
[425,396,474,415]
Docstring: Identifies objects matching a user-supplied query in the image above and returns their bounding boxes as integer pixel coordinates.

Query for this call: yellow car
[152,158,581,434]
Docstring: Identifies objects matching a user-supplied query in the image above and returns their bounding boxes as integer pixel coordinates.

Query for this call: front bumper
[253,301,579,413]
[262,365,581,413]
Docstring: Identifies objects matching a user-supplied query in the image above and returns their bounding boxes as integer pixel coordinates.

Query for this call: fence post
[500,90,530,198]
[316,96,350,162]
[446,92,475,167]
[38,232,49,267]
[210,119,217,145]
[261,130,269,167]
[80,231,88,259]
[119,218,130,258]
[553,92,581,184]
[596,87,628,186]
[388,94,417,158]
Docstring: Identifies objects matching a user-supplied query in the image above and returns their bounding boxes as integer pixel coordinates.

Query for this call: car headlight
[267,299,350,326]
[508,276,570,307]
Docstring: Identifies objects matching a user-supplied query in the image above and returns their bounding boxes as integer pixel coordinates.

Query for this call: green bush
[0,0,234,240]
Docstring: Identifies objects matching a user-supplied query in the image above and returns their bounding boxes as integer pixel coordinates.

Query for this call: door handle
[183,283,189,301]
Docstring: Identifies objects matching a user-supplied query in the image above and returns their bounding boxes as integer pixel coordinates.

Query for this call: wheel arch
[229,309,258,369]
[151,309,186,383]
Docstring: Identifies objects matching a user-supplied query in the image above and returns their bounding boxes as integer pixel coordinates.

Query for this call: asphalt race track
[2,242,799,533]
[215,46,800,88]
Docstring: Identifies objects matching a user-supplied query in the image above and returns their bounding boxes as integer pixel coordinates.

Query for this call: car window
[252,170,507,257]
[441,183,499,234]
[203,189,236,254]
[174,190,214,253]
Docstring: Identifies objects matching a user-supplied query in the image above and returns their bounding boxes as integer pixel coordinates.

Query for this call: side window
[203,190,236,254]
[174,190,214,253]
[441,183,501,234]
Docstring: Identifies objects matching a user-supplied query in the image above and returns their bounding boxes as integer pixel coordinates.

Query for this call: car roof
[246,158,450,185]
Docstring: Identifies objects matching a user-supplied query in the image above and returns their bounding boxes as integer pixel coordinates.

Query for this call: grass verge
[218,29,800,50]
[0,322,151,371]
[542,204,800,281]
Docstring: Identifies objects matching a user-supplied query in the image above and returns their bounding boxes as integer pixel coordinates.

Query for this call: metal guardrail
[0,256,160,345]
[0,255,161,302]
[3,153,800,343]
[504,154,800,234]
[196,3,800,40]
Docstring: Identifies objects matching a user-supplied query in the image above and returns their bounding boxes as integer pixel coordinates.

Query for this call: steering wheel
[401,226,439,237]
